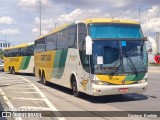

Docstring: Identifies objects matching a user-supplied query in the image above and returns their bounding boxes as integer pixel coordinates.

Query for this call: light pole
[39,0,42,36]
[139,8,141,24]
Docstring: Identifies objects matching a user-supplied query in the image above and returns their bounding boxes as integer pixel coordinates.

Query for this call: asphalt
[0,95,13,120]
[0,66,160,120]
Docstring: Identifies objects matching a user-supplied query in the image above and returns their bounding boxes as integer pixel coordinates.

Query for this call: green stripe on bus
[52,50,68,79]
[124,73,146,81]
[19,56,31,70]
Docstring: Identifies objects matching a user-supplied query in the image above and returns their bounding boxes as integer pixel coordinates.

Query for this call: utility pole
[39,0,42,36]
[139,8,141,24]
[156,32,160,53]
[55,23,57,28]
[5,32,7,42]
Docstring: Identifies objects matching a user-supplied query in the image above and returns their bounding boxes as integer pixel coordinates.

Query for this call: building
[0,40,11,50]
[156,32,160,53]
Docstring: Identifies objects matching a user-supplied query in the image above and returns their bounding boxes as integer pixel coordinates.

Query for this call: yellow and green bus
[34,18,148,97]
[4,42,34,74]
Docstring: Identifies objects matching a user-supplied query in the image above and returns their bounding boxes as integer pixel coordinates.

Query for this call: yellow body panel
[34,51,56,81]
[97,75,135,85]
[84,18,139,24]
[4,57,23,72]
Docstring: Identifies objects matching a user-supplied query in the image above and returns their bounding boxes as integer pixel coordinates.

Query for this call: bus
[3,42,34,74]
[34,18,148,97]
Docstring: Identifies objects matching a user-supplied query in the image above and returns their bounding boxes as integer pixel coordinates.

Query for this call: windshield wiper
[109,55,121,76]
[124,50,138,75]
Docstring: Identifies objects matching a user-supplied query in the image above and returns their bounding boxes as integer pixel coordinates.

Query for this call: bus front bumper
[92,82,148,96]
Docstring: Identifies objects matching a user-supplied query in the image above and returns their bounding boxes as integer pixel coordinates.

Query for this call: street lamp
[39,0,42,36]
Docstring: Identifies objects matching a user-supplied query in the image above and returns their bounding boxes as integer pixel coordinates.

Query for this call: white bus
[34,18,148,97]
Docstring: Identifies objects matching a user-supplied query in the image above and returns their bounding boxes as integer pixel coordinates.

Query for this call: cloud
[0,16,14,24]
[18,0,49,10]
[141,6,160,22]
[35,17,54,28]
[57,9,84,24]
[32,28,48,35]
[56,8,111,24]
[29,1,160,40]
[0,29,21,35]
[32,8,109,35]
[142,18,160,34]
[32,17,55,36]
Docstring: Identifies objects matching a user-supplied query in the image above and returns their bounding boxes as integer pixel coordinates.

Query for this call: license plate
[119,88,129,92]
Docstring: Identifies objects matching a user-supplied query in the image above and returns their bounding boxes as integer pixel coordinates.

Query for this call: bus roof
[36,18,140,40]
[4,42,34,50]
[36,24,69,40]
[82,18,139,24]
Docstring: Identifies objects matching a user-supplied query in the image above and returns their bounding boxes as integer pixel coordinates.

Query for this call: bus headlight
[92,80,108,85]
[138,78,148,83]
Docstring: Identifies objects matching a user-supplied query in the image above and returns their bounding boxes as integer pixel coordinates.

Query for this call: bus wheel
[41,72,48,86]
[72,77,79,97]
[39,70,42,80]
[9,67,13,74]
[12,67,16,75]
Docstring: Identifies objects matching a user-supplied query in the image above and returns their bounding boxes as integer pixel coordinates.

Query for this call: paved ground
[0,70,160,120]
[0,95,13,120]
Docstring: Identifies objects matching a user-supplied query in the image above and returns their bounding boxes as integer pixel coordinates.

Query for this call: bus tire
[12,67,16,75]
[33,67,35,76]
[39,70,42,80]
[71,76,80,97]
[9,67,13,74]
[41,72,48,86]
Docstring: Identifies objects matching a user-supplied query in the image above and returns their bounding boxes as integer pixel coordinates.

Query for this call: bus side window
[46,33,58,51]
[57,30,68,50]
[67,25,77,48]
[35,38,46,52]
[78,23,89,73]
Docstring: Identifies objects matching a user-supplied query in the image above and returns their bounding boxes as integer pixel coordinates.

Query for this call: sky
[0,0,160,46]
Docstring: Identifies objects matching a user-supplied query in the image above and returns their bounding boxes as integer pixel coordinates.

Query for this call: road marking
[3,88,36,89]
[0,74,66,120]
[0,80,25,82]
[18,75,66,120]
[0,91,39,94]
[18,106,52,111]
[0,88,22,120]
[11,97,44,101]
[0,77,17,79]
[9,92,39,94]
[0,82,24,86]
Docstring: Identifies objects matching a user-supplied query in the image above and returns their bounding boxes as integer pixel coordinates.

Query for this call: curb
[148,66,160,71]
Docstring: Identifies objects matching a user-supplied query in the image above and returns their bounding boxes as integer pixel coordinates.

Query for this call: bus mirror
[85,36,92,55]
[144,36,148,41]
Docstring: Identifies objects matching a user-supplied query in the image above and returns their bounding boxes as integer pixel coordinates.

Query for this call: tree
[0,49,3,60]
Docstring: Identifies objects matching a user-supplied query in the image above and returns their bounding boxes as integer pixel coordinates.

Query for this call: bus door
[78,23,91,94]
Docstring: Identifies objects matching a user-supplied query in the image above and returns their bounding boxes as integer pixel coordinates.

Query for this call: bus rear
[3,42,34,74]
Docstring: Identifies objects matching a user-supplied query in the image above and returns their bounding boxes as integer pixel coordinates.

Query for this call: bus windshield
[89,23,147,74]
[89,24,143,39]
[92,40,147,74]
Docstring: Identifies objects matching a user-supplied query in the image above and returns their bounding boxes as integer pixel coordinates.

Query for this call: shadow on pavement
[43,82,148,104]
